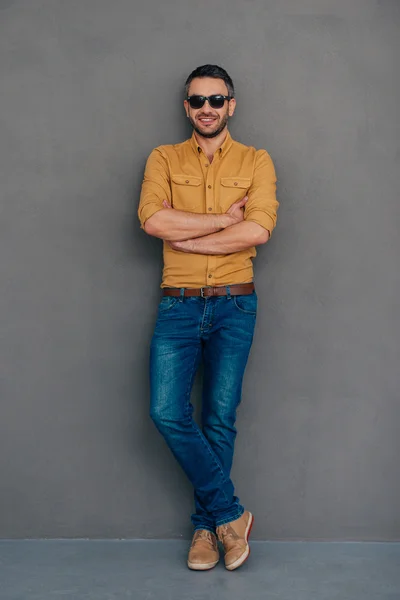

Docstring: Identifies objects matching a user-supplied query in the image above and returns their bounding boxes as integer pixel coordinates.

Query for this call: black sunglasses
[186,94,232,109]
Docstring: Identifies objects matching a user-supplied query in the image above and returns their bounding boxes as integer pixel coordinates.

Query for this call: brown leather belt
[162,282,255,298]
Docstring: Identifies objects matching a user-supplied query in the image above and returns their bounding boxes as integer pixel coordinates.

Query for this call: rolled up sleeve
[245,150,279,236]
[138,147,171,229]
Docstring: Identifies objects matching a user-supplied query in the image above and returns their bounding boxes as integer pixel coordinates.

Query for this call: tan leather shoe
[216,511,254,571]
[187,529,219,571]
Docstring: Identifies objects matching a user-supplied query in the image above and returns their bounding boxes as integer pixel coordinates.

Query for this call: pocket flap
[221,177,251,189]
[172,175,202,186]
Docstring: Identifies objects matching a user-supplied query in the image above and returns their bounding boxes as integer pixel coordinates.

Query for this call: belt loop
[226,285,231,300]
[179,287,185,302]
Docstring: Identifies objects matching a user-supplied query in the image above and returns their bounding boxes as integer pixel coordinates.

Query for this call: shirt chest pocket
[220,177,251,212]
[171,175,203,212]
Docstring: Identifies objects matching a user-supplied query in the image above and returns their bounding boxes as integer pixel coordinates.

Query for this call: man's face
[184,77,236,139]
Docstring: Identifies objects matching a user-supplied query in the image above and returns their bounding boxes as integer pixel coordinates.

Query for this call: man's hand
[168,239,195,253]
[225,196,248,225]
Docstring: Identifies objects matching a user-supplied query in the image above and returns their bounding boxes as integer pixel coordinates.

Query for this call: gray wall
[0,0,399,540]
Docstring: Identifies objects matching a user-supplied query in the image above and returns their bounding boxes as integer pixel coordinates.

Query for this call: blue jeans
[149,288,257,532]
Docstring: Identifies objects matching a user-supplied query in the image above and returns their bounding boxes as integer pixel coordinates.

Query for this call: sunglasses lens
[209,95,226,109]
[189,96,205,109]
[188,95,229,109]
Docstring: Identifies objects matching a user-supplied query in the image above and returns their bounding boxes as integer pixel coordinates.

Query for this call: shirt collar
[190,129,233,157]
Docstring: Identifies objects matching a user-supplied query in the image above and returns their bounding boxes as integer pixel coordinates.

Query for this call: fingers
[228,196,248,210]
[163,200,172,208]
[225,196,249,219]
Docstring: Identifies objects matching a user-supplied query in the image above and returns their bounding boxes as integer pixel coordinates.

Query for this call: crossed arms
[144,197,269,255]
[138,147,278,255]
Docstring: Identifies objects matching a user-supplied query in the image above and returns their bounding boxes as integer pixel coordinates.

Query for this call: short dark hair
[184,64,235,98]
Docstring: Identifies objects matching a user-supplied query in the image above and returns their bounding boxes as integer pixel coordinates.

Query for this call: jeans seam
[183,346,201,418]
[189,421,231,506]
[184,348,231,507]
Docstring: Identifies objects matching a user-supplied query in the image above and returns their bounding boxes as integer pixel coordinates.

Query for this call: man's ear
[184,99,189,117]
[228,98,236,117]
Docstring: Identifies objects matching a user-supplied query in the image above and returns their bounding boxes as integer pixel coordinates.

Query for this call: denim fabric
[149,290,257,531]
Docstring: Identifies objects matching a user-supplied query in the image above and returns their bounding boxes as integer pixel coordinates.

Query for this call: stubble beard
[189,112,230,139]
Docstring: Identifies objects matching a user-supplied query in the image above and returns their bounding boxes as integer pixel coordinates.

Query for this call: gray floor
[1,540,399,600]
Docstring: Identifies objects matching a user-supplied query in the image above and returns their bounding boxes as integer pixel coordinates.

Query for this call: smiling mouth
[198,117,218,125]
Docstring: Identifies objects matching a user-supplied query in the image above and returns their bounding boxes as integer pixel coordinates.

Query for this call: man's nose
[202,99,216,111]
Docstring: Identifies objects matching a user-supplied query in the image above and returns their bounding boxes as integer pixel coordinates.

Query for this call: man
[138,65,278,571]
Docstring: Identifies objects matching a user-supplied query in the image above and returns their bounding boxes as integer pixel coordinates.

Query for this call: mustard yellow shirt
[138,131,279,288]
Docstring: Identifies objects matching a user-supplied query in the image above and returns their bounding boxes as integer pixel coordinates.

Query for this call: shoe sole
[225,512,254,571]
[187,559,219,571]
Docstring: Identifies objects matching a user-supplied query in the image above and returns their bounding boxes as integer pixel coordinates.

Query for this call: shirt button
[185,180,189,183]
[208,207,212,211]
[208,274,212,279]
[208,185,212,189]
[205,164,209,167]
[234,182,238,186]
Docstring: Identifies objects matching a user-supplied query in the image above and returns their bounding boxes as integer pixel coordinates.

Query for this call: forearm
[187,221,269,255]
[144,208,233,241]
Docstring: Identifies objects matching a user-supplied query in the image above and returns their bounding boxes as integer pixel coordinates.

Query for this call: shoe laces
[217,524,240,544]
[193,530,216,547]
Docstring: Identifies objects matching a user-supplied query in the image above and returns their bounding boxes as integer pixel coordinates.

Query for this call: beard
[189,111,230,139]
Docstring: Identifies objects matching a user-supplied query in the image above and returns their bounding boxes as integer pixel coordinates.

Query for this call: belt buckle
[200,286,210,298]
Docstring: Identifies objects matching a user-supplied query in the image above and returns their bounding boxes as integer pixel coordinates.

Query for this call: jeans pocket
[233,292,258,315]
[158,295,180,312]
